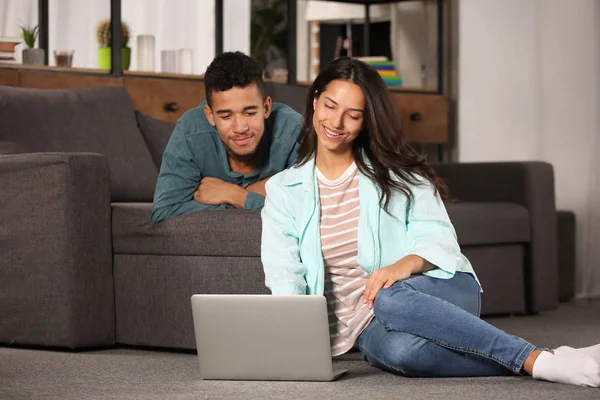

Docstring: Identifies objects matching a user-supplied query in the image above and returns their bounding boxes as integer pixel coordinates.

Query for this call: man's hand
[362,255,432,310]
[246,178,270,197]
[194,177,247,208]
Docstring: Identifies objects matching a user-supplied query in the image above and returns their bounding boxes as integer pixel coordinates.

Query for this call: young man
[151,52,302,222]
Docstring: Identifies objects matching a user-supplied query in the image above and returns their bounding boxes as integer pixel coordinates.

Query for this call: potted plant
[96,19,130,70]
[20,24,45,65]
[251,0,288,79]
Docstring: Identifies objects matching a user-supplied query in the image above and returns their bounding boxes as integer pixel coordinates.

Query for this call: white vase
[177,49,193,74]
[161,50,177,73]
[137,35,155,72]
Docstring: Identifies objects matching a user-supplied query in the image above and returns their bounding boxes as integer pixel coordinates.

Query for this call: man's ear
[203,103,216,127]
[263,96,273,119]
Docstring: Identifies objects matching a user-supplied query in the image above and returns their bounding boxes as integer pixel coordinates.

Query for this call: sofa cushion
[113,201,529,257]
[0,86,158,202]
[135,111,175,169]
[447,202,530,246]
[112,203,262,257]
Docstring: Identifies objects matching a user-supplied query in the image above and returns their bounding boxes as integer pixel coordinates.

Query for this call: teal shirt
[261,158,481,295]
[152,102,302,222]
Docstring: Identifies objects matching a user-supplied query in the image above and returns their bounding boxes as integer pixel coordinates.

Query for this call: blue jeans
[355,272,536,377]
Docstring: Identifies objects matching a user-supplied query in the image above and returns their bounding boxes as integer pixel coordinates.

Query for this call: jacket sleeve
[152,119,229,222]
[261,179,307,294]
[406,181,459,279]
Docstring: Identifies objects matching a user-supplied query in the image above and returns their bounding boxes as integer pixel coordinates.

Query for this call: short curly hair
[204,51,265,106]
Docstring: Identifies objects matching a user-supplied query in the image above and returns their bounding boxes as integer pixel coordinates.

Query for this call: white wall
[223,0,250,55]
[458,0,539,162]
[296,0,309,82]
[458,0,600,297]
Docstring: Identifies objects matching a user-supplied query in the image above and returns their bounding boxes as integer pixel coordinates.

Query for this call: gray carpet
[2,300,600,400]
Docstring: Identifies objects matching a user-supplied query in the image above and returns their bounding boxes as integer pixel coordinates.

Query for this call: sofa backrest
[264,82,309,114]
[0,86,158,202]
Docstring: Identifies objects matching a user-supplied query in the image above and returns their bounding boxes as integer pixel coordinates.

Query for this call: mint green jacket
[260,158,480,295]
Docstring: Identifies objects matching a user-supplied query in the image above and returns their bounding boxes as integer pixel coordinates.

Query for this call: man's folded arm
[152,121,230,222]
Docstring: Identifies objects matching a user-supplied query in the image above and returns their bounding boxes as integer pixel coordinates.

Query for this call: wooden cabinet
[0,65,447,144]
[19,70,122,89]
[0,68,18,86]
[392,91,448,144]
[123,76,205,124]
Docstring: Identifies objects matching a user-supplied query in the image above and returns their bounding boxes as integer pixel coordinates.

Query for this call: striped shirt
[317,162,374,356]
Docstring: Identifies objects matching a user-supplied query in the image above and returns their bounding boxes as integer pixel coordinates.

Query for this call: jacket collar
[281,155,378,193]
[280,157,317,193]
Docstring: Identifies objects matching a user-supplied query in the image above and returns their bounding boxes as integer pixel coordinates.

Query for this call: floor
[1,300,599,400]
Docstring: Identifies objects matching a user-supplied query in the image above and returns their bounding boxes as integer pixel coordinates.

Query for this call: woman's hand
[362,255,431,309]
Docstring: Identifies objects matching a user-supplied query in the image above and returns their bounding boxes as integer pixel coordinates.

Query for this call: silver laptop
[190,294,348,381]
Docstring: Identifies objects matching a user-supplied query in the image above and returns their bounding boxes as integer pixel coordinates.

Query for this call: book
[355,56,388,63]
[0,51,16,60]
[360,57,403,88]
[0,37,21,53]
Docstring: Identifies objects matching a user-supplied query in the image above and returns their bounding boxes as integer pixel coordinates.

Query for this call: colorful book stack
[357,57,403,87]
[0,37,21,64]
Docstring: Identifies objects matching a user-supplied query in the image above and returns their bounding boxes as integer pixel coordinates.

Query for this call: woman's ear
[313,90,318,111]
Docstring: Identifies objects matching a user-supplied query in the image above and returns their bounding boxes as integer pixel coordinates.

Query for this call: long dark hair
[296,57,448,211]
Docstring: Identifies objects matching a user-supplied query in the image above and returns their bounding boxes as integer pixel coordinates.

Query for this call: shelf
[0,64,438,95]
[0,63,109,75]
[124,70,204,81]
[295,79,436,94]
[0,64,209,81]
[309,0,424,4]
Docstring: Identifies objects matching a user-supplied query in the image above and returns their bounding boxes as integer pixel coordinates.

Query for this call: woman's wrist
[401,254,435,274]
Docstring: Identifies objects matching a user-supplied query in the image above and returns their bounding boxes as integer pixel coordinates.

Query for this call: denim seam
[514,343,537,373]
[383,326,526,374]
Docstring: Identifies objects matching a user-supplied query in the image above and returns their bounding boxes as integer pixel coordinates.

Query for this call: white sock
[531,351,600,387]
[555,344,600,364]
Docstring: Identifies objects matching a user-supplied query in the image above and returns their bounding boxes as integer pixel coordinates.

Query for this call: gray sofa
[0,85,561,350]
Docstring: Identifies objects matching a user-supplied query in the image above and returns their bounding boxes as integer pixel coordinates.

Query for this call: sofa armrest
[0,152,114,348]
[433,161,558,313]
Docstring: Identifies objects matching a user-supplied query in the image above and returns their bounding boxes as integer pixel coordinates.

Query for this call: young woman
[261,57,600,386]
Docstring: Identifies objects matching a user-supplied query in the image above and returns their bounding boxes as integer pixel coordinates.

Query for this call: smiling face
[312,79,365,157]
[204,84,272,161]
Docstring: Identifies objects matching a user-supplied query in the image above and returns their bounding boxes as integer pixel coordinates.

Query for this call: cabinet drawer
[18,70,122,89]
[0,68,19,86]
[124,76,206,124]
[390,92,448,144]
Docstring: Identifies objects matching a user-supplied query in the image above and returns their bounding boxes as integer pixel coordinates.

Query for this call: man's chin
[228,147,258,162]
